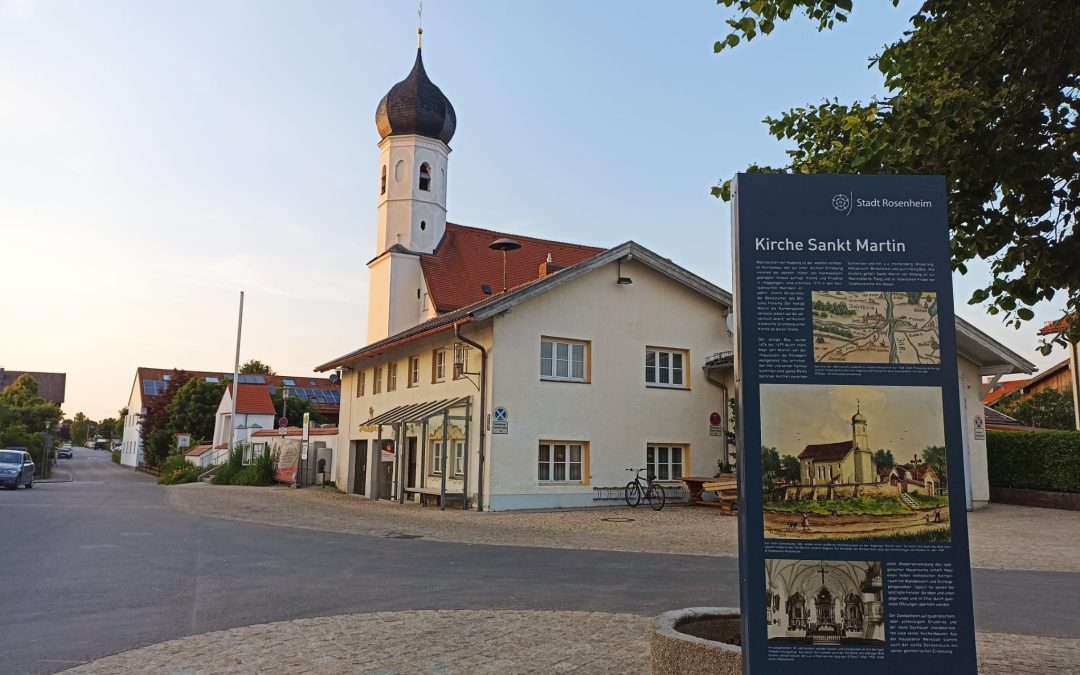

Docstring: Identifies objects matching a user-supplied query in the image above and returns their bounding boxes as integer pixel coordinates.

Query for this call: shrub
[111,450,121,464]
[158,452,203,485]
[212,447,244,485]
[987,430,1080,493]
[229,447,275,486]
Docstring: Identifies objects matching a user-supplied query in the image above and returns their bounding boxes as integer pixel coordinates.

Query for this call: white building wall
[486,259,734,510]
[366,251,427,344]
[334,325,492,504]
[958,355,990,509]
[376,134,449,254]
[120,378,143,468]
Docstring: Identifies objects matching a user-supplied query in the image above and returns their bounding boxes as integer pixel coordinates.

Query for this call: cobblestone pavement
[168,484,1080,572]
[62,610,1079,674]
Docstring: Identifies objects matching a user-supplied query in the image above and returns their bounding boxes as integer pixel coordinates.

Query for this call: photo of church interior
[765,559,885,646]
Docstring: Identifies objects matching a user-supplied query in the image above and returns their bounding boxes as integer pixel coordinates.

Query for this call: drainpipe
[455,321,487,511]
[704,368,731,471]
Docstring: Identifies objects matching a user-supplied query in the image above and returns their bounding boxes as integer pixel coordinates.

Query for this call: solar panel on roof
[238,374,266,384]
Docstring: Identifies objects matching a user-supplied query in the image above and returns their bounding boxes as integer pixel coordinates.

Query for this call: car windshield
[0,451,23,464]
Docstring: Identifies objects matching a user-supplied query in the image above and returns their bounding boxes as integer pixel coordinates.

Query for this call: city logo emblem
[831,191,854,215]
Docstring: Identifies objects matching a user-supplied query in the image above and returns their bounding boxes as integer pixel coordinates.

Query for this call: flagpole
[227,291,244,457]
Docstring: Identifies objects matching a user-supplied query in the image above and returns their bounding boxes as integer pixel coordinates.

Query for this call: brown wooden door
[406,437,417,489]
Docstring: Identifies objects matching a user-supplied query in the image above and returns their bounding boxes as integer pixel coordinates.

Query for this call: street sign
[709,425,723,437]
[709,411,722,426]
[302,412,310,442]
[492,406,508,434]
[493,406,508,421]
[300,440,309,461]
[279,417,288,428]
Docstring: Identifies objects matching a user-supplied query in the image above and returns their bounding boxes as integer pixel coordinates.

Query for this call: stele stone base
[651,607,742,675]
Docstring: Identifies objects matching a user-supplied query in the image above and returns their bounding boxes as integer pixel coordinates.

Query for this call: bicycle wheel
[624,481,643,507]
[647,483,666,511]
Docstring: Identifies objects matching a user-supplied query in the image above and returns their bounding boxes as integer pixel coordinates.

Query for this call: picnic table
[681,474,739,514]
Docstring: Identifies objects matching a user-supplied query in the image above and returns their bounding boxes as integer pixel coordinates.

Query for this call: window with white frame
[453,441,464,477]
[243,442,267,466]
[646,444,685,480]
[431,440,444,474]
[537,442,585,482]
[387,362,398,392]
[432,349,446,382]
[540,338,587,381]
[408,356,420,387]
[453,346,470,379]
[356,370,366,397]
[373,366,383,394]
[645,347,687,388]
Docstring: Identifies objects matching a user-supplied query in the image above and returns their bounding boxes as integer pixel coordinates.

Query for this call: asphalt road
[1,448,1077,675]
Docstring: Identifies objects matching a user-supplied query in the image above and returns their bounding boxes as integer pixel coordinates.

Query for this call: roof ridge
[443,222,606,252]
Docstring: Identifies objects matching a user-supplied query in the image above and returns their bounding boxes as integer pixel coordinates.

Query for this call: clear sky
[1,1,1067,419]
[760,383,945,464]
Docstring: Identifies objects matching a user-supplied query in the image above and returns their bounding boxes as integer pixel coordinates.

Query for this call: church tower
[367,28,457,343]
[851,403,873,484]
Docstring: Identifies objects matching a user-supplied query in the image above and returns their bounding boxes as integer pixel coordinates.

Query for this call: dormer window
[380,165,387,195]
[419,163,431,191]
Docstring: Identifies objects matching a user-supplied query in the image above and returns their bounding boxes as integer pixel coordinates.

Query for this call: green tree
[271,389,323,427]
[0,374,63,470]
[239,359,275,375]
[922,445,947,478]
[781,454,801,483]
[97,418,120,441]
[713,0,1080,347]
[139,370,193,467]
[166,377,226,441]
[761,445,782,492]
[873,449,895,472]
[999,389,1076,430]
[70,412,93,445]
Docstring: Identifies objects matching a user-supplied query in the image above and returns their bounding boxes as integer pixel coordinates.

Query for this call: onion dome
[852,403,866,424]
[375,47,457,145]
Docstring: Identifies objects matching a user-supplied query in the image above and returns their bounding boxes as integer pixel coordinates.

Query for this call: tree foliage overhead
[714,0,1080,346]
[239,359,275,375]
[0,374,63,465]
[166,377,226,442]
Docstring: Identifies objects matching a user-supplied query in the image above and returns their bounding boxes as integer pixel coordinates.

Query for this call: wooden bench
[682,475,739,514]
[404,486,466,508]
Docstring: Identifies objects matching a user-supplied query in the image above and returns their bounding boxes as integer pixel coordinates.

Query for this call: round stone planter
[650,607,742,675]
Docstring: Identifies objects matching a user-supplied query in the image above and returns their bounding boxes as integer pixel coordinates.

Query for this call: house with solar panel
[314,35,1036,511]
[119,368,340,469]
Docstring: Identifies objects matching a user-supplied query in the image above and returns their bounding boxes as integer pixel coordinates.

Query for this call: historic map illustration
[812,291,940,365]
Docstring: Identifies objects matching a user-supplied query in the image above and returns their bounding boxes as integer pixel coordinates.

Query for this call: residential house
[209,383,277,465]
[120,368,341,468]
[0,369,66,406]
[315,39,1036,511]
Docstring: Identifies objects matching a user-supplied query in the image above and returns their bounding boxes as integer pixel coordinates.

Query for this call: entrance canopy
[361,397,471,427]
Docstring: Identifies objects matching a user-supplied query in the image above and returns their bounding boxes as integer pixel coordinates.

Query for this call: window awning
[362,397,471,427]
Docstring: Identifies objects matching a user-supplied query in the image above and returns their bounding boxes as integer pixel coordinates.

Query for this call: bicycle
[624,467,666,511]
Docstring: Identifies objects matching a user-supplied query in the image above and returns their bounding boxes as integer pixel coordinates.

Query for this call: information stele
[732,174,976,674]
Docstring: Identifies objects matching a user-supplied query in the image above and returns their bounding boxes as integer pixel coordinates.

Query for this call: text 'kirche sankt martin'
[754,237,908,253]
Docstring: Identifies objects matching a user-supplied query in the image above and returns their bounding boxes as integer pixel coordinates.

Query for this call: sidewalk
[63,610,1080,674]
[168,483,1080,572]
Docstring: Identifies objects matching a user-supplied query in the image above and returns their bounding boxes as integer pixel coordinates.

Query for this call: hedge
[987,430,1080,493]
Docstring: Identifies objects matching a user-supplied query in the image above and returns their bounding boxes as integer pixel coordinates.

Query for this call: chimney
[538,253,565,279]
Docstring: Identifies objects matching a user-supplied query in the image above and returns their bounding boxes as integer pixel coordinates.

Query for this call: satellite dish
[329,372,341,385]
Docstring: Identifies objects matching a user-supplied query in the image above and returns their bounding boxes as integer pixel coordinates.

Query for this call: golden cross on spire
[417,1,424,48]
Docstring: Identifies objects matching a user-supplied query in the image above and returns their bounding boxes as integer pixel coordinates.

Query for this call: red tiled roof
[1039,314,1076,336]
[184,444,213,457]
[983,379,1027,406]
[419,223,604,312]
[228,383,277,416]
[798,440,853,461]
[0,369,66,405]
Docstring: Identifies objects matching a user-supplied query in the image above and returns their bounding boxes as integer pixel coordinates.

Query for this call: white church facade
[317,34,1035,511]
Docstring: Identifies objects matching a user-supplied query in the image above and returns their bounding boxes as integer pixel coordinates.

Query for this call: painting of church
[797,404,875,486]
[765,559,885,646]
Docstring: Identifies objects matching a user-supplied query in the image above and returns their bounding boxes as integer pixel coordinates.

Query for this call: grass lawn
[765,496,909,516]
[907,493,949,508]
[838,527,951,543]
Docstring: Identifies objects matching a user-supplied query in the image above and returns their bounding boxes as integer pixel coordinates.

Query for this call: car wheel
[25,475,33,488]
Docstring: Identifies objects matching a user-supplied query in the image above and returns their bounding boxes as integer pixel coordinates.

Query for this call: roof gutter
[454,321,487,512]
